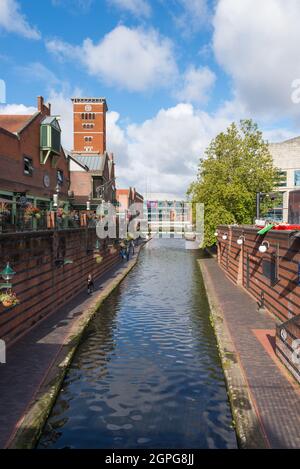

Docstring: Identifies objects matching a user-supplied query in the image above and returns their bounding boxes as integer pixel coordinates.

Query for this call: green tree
[187,119,279,247]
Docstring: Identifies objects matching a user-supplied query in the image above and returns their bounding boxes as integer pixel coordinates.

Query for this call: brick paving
[201,258,300,449]
[0,252,139,449]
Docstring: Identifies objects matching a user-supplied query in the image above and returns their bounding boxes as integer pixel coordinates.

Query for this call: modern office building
[269,136,300,222]
[144,193,192,235]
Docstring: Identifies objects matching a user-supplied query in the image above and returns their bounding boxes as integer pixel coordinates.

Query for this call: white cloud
[16,62,59,86]
[0,0,40,39]
[0,103,37,114]
[105,103,230,196]
[174,0,210,33]
[46,25,178,92]
[175,66,216,104]
[213,0,300,118]
[106,111,129,165]
[107,0,151,18]
[47,87,83,151]
[1,91,296,195]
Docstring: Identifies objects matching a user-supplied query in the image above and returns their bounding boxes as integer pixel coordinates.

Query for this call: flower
[24,204,41,218]
[0,202,10,217]
[0,290,20,308]
[94,254,103,264]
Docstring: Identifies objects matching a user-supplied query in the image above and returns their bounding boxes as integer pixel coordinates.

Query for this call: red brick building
[69,97,116,210]
[116,187,144,213]
[0,96,70,224]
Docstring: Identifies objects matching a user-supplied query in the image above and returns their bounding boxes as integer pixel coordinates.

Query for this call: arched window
[81,113,84,119]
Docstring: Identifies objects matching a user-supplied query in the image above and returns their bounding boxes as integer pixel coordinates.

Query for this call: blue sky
[1,0,300,195]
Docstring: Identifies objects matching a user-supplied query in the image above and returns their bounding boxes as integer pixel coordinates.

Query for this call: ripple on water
[38,239,237,449]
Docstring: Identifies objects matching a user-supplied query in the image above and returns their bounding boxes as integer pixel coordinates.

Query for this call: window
[92,176,104,199]
[294,170,300,186]
[276,170,287,187]
[57,169,64,185]
[24,156,33,176]
[84,136,93,142]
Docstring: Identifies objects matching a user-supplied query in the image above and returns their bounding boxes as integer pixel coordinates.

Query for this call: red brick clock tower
[71,97,107,154]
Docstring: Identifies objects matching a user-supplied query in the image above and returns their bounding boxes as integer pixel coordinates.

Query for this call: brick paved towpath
[199,258,300,449]
[0,246,143,449]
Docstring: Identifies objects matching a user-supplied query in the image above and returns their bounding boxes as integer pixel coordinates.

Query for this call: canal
[38,238,237,449]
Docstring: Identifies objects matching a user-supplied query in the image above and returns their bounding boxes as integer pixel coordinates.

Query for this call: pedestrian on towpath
[87,273,94,294]
[126,244,130,261]
[130,239,135,255]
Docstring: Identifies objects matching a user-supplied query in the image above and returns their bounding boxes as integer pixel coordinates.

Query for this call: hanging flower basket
[0,291,20,308]
[24,205,41,220]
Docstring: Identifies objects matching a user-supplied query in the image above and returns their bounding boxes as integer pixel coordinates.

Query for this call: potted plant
[0,290,20,308]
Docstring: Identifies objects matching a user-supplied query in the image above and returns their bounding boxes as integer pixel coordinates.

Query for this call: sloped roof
[41,116,61,130]
[71,154,106,172]
[0,115,33,133]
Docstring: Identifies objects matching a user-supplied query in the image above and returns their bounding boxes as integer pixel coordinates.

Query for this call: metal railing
[0,212,83,233]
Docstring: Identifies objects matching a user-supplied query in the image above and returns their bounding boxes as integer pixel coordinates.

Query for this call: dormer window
[40,116,61,166]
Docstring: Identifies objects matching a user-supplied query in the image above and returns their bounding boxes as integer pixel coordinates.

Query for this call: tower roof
[71,97,108,111]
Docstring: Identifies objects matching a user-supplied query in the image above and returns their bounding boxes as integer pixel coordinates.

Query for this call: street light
[222,233,228,240]
[259,241,270,253]
[53,183,60,208]
[0,262,15,290]
[237,235,245,245]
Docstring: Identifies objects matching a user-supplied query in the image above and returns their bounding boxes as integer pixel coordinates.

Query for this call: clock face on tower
[85,104,92,112]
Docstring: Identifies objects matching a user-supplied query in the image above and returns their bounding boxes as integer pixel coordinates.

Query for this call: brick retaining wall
[217,224,300,384]
[217,225,300,321]
[0,229,121,344]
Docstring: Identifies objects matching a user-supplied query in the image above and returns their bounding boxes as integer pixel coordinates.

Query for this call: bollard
[258,291,267,314]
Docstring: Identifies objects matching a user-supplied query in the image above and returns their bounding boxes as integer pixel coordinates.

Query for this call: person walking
[87,273,94,294]
[130,239,135,255]
[126,243,130,261]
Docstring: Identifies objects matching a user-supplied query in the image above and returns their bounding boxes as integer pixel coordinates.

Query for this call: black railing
[0,212,82,233]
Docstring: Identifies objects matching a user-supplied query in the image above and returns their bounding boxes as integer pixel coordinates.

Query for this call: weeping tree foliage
[187,119,280,248]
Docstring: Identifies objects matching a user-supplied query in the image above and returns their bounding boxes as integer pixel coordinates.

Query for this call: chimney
[48,102,51,114]
[37,96,44,112]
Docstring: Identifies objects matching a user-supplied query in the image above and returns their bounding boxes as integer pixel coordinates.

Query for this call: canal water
[38,238,237,449]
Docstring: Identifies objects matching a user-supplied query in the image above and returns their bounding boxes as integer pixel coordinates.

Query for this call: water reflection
[38,239,237,449]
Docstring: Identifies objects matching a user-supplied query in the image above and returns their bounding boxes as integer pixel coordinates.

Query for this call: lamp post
[259,241,270,253]
[53,183,60,209]
[0,262,16,290]
[237,235,245,246]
